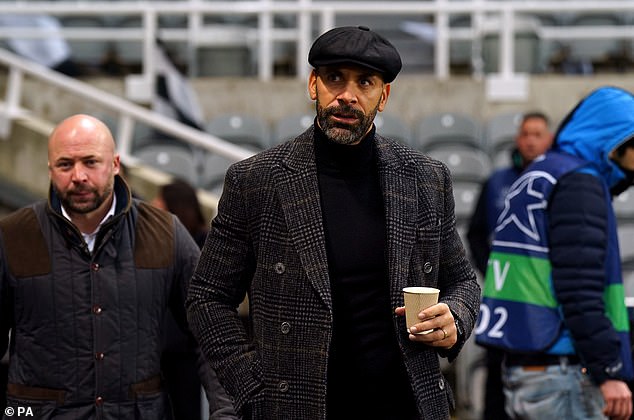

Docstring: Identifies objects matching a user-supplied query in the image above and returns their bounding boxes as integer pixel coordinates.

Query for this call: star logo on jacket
[494,170,556,242]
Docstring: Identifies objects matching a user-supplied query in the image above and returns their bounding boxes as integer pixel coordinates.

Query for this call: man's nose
[71,164,88,181]
[335,83,358,104]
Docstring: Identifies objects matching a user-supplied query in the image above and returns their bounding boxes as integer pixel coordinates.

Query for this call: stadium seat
[111,15,143,68]
[448,14,474,74]
[452,180,481,223]
[271,112,314,146]
[374,113,413,146]
[199,152,233,194]
[484,111,523,168]
[426,146,492,182]
[206,113,271,151]
[414,112,484,153]
[484,111,522,154]
[481,15,541,74]
[97,114,192,153]
[567,13,625,70]
[133,144,199,186]
[59,16,110,68]
[615,190,634,222]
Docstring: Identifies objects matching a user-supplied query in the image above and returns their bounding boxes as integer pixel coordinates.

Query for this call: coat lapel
[273,129,332,310]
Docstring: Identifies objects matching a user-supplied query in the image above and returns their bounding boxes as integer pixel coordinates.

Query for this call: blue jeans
[502,358,606,420]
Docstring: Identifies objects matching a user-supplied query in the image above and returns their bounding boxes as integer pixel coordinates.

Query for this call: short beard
[316,97,379,145]
[57,182,113,215]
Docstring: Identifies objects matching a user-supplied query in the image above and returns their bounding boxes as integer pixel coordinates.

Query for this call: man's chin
[66,200,97,215]
[327,125,364,143]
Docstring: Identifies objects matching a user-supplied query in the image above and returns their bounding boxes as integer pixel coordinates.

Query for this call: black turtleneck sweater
[315,126,417,420]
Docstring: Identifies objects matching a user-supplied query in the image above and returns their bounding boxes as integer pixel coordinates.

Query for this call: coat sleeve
[186,164,261,417]
[549,172,626,384]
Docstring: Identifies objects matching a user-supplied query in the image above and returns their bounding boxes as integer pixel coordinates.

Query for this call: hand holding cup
[403,286,440,334]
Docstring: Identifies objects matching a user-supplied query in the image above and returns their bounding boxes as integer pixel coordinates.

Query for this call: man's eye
[84,160,98,167]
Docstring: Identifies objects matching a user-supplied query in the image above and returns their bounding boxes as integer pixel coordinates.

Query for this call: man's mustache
[322,105,364,120]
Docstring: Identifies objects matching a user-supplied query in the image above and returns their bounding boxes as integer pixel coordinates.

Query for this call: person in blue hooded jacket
[476,86,634,420]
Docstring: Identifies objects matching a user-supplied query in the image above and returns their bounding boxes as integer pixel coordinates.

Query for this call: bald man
[0,115,235,419]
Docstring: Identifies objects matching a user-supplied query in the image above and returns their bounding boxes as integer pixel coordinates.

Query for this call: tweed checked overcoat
[187,127,481,419]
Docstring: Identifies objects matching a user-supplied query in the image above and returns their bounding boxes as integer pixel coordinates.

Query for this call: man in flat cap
[187,26,480,420]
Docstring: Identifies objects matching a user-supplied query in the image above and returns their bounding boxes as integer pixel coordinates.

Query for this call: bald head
[48,114,116,161]
[48,114,120,231]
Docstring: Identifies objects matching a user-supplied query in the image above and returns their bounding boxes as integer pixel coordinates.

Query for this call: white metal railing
[0,47,253,165]
[0,1,634,86]
[2,1,634,154]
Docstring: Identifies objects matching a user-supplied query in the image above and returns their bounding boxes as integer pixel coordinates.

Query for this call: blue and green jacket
[476,86,634,383]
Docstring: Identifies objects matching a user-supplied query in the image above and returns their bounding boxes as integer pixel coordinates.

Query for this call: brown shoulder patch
[135,202,174,268]
[0,208,51,277]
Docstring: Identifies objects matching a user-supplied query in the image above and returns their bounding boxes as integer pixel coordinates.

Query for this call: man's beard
[57,182,113,215]
[316,99,379,145]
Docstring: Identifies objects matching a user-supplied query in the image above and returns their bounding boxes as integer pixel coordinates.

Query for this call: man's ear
[308,69,318,100]
[113,154,121,175]
[378,83,391,112]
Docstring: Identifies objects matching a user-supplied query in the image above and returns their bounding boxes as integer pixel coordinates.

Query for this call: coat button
[91,263,100,271]
[95,352,104,360]
[278,381,289,392]
[280,322,291,334]
[274,262,286,274]
[423,262,433,273]
[438,378,445,390]
[92,305,102,315]
[95,396,104,406]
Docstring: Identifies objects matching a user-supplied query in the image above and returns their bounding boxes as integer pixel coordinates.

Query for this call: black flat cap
[308,26,402,83]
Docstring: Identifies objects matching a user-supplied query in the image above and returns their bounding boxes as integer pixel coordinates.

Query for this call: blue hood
[554,86,634,189]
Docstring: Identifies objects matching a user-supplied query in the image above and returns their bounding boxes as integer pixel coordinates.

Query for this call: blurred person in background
[467,112,554,277]
[152,179,208,249]
[0,14,81,77]
[467,111,553,420]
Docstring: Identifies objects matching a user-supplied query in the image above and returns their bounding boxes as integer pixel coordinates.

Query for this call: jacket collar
[48,174,132,219]
[47,175,133,254]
